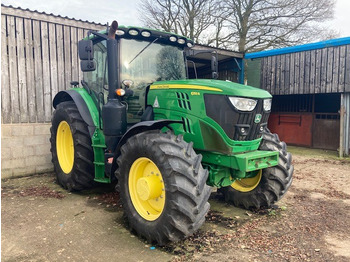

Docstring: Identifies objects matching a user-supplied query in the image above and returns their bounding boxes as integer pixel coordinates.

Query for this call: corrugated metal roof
[1,4,106,26]
[245,37,350,59]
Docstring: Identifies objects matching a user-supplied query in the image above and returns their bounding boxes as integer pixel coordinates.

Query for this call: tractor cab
[80,25,192,126]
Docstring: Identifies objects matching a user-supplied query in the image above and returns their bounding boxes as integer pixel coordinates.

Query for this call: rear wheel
[116,131,211,245]
[220,129,293,209]
[50,101,95,191]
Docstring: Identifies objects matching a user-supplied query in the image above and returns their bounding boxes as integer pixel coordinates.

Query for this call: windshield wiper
[129,38,159,65]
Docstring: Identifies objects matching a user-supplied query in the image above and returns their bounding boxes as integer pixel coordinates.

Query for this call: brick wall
[1,123,53,179]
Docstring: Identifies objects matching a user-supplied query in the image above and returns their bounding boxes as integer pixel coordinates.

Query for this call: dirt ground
[2,147,350,262]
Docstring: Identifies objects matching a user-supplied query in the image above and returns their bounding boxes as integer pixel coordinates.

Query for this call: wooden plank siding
[1,5,104,124]
[259,44,350,95]
[1,15,11,123]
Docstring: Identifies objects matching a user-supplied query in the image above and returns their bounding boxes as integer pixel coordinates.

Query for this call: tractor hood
[151,79,272,99]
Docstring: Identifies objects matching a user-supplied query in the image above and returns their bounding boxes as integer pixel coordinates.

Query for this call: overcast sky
[2,0,350,38]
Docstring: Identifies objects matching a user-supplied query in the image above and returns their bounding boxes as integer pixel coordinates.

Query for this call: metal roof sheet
[245,37,350,59]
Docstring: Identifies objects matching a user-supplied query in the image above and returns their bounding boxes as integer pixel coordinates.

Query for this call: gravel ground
[169,154,350,262]
[2,149,350,261]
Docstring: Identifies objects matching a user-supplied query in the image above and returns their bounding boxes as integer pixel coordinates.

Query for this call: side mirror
[80,60,96,72]
[78,40,95,72]
[78,40,94,60]
[211,53,218,79]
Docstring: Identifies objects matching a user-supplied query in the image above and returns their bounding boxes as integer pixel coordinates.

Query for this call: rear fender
[53,89,99,137]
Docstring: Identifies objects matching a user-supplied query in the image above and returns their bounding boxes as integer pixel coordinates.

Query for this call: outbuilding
[245,38,350,156]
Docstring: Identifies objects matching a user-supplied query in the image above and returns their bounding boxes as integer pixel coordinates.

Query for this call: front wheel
[220,129,293,209]
[116,131,211,245]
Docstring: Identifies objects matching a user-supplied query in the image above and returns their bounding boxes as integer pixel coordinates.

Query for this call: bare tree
[224,0,337,52]
[139,0,224,45]
[139,0,337,52]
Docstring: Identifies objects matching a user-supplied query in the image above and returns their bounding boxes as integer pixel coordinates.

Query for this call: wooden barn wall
[1,6,105,124]
[260,45,350,95]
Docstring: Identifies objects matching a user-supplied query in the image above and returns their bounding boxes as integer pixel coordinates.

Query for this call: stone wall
[1,123,53,179]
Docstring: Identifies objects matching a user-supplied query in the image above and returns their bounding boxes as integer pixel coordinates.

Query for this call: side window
[83,40,108,98]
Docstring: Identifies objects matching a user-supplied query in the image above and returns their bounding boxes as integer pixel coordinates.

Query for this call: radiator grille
[204,94,270,141]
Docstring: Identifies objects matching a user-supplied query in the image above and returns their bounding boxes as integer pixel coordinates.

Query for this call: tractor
[50,21,293,244]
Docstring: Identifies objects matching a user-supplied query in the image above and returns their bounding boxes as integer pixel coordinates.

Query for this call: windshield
[120,39,186,85]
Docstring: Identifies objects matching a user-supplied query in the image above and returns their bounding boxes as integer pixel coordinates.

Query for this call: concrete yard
[2,148,350,261]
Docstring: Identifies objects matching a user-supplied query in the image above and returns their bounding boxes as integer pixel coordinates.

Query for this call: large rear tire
[116,131,211,245]
[220,129,293,209]
[50,101,95,191]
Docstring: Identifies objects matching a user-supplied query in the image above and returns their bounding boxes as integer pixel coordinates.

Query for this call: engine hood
[151,79,272,99]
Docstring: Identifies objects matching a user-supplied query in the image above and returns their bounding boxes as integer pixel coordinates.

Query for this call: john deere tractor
[50,21,293,244]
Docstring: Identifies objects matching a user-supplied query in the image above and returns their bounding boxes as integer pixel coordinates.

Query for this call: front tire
[220,129,293,209]
[116,131,211,245]
[50,101,95,191]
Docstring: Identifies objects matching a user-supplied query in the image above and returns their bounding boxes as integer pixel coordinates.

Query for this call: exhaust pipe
[107,20,120,99]
[103,20,127,151]
[108,20,118,39]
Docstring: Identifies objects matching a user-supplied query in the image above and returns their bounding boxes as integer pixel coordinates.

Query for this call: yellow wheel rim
[129,157,165,221]
[231,170,262,192]
[56,121,74,174]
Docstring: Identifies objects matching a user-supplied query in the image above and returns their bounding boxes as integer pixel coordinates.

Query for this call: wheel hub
[136,176,163,201]
[129,157,165,221]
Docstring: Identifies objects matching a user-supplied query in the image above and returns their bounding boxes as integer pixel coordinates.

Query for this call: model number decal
[191,92,200,96]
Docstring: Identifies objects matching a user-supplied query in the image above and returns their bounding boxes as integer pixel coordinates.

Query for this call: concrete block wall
[1,123,53,179]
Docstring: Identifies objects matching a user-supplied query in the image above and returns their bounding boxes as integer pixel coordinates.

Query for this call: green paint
[148,81,278,187]
[71,88,100,127]
[92,128,110,183]
[202,150,278,187]
[148,80,270,155]
[204,165,233,188]
[70,89,108,183]
[151,79,272,98]
[199,150,278,171]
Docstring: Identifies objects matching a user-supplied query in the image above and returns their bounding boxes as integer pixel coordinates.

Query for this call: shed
[245,38,350,156]
[186,44,244,84]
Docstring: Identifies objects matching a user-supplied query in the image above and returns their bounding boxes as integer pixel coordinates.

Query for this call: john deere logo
[254,114,262,123]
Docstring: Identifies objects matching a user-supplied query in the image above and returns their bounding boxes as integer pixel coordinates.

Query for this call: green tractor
[50,21,293,244]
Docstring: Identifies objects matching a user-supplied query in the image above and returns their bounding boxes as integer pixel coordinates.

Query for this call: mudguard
[53,89,98,137]
[110,119,183,174]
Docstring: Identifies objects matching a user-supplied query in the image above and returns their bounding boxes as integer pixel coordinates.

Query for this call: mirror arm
[88,30,109,40]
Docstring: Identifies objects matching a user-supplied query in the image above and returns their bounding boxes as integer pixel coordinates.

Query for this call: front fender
[53,89,99,137]
[110,119,183,174]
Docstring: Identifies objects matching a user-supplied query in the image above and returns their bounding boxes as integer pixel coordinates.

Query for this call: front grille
[204,94,270,141]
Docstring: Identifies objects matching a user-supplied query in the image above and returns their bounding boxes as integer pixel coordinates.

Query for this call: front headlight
[229,97,257,111]
[263,99,272,111]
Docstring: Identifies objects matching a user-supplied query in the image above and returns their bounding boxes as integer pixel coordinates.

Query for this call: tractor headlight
[263,99,272,111]
[229,97,257,111]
